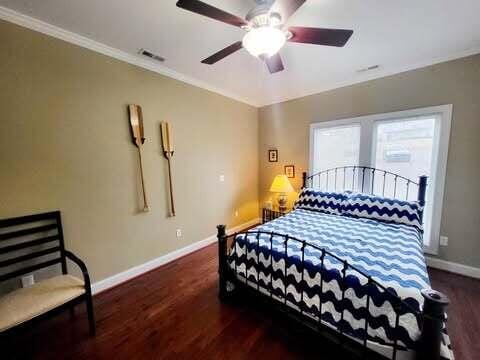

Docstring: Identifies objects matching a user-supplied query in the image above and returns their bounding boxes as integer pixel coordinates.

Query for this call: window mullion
[359,119,374,168]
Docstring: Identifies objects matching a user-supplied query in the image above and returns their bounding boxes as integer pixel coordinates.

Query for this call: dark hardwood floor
[7,244,480,360]
[428,268,480,360]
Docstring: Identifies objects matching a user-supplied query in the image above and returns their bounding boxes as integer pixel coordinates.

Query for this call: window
[312,125,360,173]
[373,117,436,201]
[310,105,452,254]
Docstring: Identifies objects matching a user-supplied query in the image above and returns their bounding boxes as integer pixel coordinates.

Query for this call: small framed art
[284,165,295,178]
[268,149,278,162]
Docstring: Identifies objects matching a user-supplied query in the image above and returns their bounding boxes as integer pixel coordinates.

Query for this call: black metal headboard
[302,166,427,206]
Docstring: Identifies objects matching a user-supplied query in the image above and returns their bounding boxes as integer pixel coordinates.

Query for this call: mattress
[228,208,453,359]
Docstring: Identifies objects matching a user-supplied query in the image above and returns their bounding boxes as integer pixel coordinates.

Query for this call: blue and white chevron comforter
[229,209,453,359]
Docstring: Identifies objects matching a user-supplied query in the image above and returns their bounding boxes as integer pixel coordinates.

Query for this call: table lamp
[269,174,294,212]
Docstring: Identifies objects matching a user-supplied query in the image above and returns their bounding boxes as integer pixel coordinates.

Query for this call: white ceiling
[1,0,479,107]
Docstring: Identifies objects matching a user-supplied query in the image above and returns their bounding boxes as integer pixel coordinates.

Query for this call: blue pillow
[343,193,423,230]
[295,188,347,215]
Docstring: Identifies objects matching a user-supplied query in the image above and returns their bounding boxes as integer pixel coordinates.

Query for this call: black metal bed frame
[0,211,95,348]
[302,166,428,203]
[217,166,449,360]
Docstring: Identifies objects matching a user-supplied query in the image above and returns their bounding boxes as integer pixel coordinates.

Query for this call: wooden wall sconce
[160,122,175,217]
[128,104,150,212]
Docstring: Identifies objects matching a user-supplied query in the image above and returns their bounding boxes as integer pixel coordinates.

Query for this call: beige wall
[259,54,480,268]
[1,17,479,289]
[0,20,259,286]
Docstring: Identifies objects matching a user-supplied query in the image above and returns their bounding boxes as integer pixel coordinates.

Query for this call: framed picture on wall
[268,149,278,162]
[284,165,295,178]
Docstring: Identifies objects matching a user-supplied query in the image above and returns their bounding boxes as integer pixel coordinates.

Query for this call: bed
[216,166,453,360]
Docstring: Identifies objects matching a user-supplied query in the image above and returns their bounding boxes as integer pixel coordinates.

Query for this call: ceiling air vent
[356,65,381,73]
[138,49,165,62]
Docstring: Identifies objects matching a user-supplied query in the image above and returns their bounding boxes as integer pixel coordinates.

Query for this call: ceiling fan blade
[265,53,284,74]
[288,26,353,47]
[201,41,243,64]
[176,0,247,28]
[270,0,306,21]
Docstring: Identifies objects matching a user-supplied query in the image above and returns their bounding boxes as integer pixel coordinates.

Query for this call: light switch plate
[219,175,225,182]
[440,236,448,246]
[21,274,34,288]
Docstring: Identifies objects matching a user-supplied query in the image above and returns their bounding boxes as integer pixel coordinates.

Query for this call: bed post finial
[417,175,428,222]
[217,225,227,299]
[418,175,427,206]
[417,289,449,360]
[302,172,307,188]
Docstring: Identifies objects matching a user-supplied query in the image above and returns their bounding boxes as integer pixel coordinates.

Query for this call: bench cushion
[0,275,85,332]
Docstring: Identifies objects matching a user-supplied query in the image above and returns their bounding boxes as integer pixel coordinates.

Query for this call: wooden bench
[0,211,95,340]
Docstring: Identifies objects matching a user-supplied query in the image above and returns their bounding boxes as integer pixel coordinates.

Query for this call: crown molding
[1,5,479,108]
[260,45,480,107]
[0,5,260,107]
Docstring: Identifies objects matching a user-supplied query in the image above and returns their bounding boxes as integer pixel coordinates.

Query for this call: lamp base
[277,193,287,212]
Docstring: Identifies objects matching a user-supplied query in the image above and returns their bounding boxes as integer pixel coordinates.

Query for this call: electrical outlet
[21,274,34,288]
[219,174,225,182]
[440,236,448,246]
[176,229,182,238]
[234,211,239,217]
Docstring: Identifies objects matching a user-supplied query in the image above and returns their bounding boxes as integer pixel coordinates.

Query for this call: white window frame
[309,105,452,255]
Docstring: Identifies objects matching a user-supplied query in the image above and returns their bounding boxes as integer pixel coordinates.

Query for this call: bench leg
[85,294,96,336]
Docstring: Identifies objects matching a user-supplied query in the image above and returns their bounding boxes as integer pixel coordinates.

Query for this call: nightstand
[262,207,290,224]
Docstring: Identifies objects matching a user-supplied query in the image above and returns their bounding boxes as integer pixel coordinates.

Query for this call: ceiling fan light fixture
[175,0,353,74]
[242,26,286,58]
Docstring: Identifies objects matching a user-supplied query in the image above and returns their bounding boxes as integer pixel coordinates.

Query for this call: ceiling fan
[176,0,353,74]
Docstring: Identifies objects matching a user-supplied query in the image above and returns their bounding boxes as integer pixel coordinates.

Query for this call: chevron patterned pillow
[343,192,424,230]
[294,188,347,215]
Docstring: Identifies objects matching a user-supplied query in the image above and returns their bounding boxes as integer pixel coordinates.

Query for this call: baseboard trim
[426,256,480,279]
[91,218,260,294]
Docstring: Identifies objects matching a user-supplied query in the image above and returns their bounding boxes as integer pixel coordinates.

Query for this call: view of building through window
[374,117,436,201]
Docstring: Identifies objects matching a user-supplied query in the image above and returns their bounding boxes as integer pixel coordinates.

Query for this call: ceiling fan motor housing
[254,0,275,6]
[246,2,282,28]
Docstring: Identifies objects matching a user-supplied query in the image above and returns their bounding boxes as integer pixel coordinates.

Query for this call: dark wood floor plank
[6,245,480,360]
[429,268,480,360]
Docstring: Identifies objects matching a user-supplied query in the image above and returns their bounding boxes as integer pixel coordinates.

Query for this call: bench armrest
[64,250,92,293]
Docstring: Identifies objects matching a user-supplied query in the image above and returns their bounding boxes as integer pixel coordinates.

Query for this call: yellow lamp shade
[269,175,294,193]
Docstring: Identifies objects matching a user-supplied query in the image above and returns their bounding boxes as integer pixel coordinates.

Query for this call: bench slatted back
[0,211,67,282]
